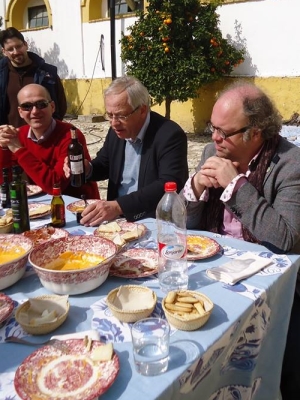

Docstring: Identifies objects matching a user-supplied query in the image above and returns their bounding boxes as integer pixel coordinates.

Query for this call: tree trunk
[165,97,171,120]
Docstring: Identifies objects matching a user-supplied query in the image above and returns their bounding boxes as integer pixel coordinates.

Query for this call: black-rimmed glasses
[105,106,140,122]
[207,122,250,139]
[18,100,52,111]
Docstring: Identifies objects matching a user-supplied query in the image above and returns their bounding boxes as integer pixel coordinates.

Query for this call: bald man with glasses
[0,83,99,200]
[64,75,188,224]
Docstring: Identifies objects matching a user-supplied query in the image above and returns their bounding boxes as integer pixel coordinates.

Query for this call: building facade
[0,0,299,132]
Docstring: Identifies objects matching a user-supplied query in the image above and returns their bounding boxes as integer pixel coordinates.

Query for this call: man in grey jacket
[182,81,300,399]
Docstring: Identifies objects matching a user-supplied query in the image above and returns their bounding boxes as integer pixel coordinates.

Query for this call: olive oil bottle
[51,184,66,227]
[9,165,30,233]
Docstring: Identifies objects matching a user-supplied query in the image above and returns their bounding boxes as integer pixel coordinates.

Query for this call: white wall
[218,0,300,77]
[1,0,299,79]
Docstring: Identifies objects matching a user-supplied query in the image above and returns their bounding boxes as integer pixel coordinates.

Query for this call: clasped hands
[192,156,239,198]
[0,124,22,152]
[63,157,122,226]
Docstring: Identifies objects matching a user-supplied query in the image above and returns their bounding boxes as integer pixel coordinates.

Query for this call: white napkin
[51,329,100,341]
[206,252,272,285]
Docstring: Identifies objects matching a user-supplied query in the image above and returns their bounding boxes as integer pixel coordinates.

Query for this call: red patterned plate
[110,248,158,278]
[94,220,147,243]
[187,235,221,260]
[22,226,69,246]
[14,339,119,400]
[0,293,14,326]
[27,185,43,197]
[66,199,99,213]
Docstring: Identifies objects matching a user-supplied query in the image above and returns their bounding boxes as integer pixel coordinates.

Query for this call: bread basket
[15,294,70,335]
[162,290,213,331]
[106,285,157,323]
[0,221,13,234]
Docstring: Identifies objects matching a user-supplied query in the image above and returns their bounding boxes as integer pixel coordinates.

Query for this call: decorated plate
[110,248,158,278]
[94,220,147,244]
[22,226,69,246]
[28,203,51,219]
[27,185,43,197]
[66,199,99,213]
[14,339,119,400]
[187,235,221,260]
[0,293,14,326]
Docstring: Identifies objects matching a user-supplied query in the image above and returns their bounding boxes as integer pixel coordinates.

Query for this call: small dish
[106,285,157,323]
[66,199,98,213]
[162,290,213,331]
[15,294,70,335]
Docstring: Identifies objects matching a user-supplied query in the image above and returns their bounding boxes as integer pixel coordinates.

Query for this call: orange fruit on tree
[164,18,172,25]
[164,47,170,53]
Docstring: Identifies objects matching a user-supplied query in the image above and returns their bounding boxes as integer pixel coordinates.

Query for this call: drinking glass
[131,317,170,376]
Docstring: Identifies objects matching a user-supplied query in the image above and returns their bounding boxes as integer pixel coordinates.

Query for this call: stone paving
[67,118,211,199]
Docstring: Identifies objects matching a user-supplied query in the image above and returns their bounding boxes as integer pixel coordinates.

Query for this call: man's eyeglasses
[19,100,52,111]
[105,106,140,122]
[207,122,250,139]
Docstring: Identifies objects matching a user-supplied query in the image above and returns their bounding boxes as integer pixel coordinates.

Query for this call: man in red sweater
[0,83,99,199]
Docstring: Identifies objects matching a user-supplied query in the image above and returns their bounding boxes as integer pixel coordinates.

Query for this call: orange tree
[120,0,244,119]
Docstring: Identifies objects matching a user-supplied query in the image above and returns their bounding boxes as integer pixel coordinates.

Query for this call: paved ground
[66,118,211,199]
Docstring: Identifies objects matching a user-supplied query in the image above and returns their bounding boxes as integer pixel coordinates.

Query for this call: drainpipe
[109,0,117,80]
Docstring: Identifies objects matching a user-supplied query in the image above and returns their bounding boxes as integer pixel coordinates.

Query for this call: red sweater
[10,120,100,199]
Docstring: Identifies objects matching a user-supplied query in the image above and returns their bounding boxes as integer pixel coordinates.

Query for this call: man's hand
[0,125,22,152]
[80,200,123,226]
[63,157,91,179]
[200,156,239,188]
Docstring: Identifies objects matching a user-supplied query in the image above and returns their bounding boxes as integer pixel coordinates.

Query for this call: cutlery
[5,336,68,352]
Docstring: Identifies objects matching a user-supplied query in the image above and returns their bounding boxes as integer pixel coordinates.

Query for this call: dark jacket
[0,51,67,126]
[90,111,189,221]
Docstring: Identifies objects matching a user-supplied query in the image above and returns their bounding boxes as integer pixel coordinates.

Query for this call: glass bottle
[156,182,188,292]
[68,126,86,187]
[9,165,30,233]
[1,167,11,208]
[51,184,66,227]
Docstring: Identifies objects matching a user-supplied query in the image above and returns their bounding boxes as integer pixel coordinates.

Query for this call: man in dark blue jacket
[0,27,67,183]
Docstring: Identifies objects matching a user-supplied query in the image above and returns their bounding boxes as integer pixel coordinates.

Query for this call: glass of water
[131,317,170,376]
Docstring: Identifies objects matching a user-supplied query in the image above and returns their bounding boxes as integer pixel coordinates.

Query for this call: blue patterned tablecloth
[0,195,299,400]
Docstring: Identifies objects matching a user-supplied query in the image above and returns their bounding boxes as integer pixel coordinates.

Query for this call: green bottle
[9,165,30,233]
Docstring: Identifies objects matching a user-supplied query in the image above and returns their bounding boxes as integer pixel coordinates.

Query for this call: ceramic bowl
[15,294,70,335]
[106,285,157,323]
[29,236,118,295]
[0,234,34,290]
[162,290,213,331]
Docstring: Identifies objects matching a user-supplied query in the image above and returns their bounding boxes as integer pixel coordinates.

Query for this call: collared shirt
[27,118,56,143]
[183,151,261,238]
[118,112,150,197]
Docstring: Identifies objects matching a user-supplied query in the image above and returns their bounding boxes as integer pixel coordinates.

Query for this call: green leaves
[120,0,244,116]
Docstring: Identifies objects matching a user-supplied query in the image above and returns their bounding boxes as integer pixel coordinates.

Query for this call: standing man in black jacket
[0,27,67,182]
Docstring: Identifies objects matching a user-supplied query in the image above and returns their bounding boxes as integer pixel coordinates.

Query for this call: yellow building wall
[63,76,300,133]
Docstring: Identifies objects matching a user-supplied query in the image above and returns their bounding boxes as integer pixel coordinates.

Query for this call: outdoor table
[0,194,299,400]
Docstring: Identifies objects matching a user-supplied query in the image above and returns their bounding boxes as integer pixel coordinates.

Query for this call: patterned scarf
[199,135,280,243]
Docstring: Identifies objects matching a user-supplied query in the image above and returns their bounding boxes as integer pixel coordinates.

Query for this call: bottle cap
[52,186,61,196]
[164,182,177,192]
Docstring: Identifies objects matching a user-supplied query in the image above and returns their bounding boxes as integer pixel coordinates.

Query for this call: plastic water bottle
[156,182,188,292]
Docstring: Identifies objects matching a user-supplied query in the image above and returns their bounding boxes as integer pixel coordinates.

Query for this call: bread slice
[29,205,51,217]
[91,343,114,361]
[121,230,139,241]
[97,221,121,233]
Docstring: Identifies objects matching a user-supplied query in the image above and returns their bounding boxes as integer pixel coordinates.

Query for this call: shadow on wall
[27,41,79,115]
[191,20,258,134]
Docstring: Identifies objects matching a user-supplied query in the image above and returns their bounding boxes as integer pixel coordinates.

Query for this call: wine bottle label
[69,154,83,161]
[70,160,84,174]
[158,242,186,260]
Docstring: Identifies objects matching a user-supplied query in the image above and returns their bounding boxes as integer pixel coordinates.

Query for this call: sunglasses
[19,100,52,111]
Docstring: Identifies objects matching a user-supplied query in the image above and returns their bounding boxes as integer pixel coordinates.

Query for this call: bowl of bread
[15,294,70,335]
[0,209,13,233]
[94,220,147,247]
[106,285,157,323]
[0,234,34,290]
[29,235,118,295]
[162,290,213,331]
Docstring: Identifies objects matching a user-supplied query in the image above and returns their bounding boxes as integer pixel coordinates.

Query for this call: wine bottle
[9,165,30,233]
[68,126,86,187]
[51,184,66,227]
[1,167,11,208]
